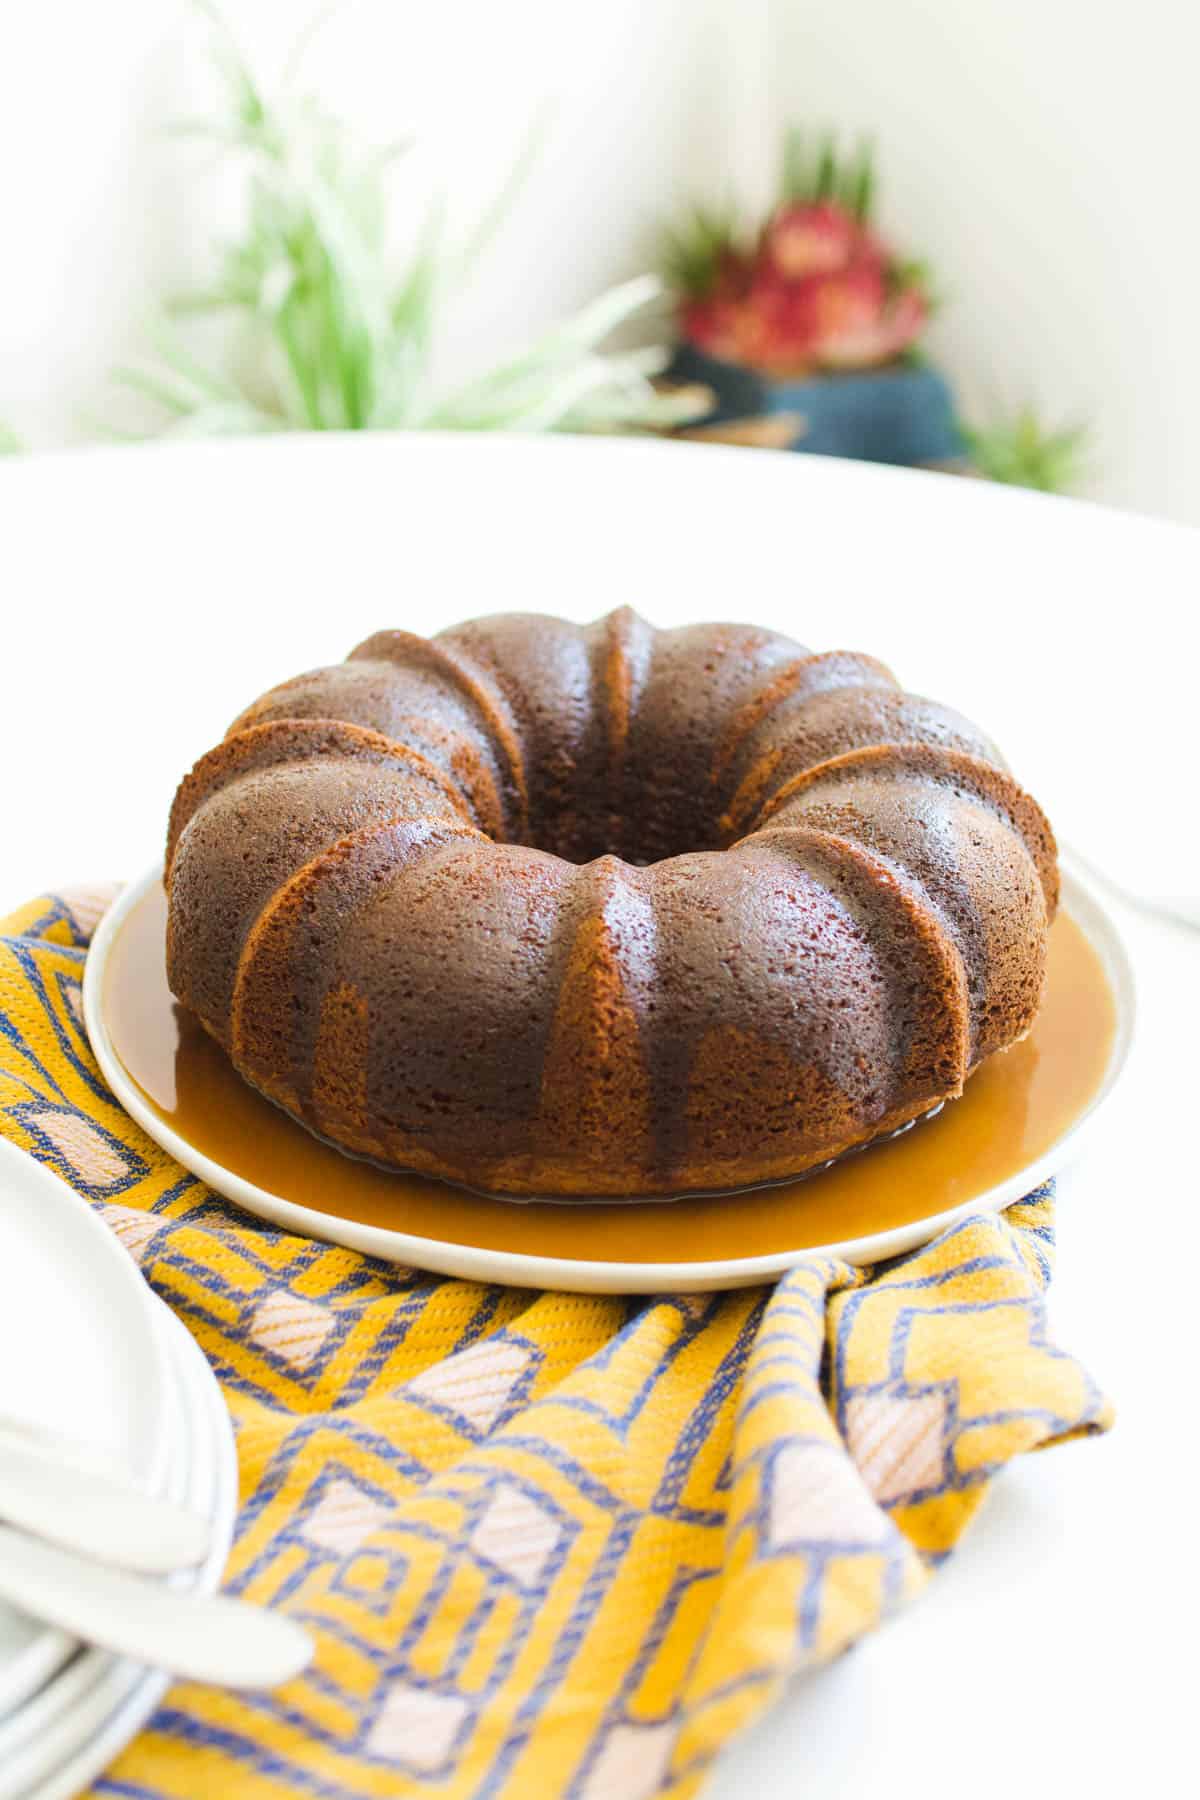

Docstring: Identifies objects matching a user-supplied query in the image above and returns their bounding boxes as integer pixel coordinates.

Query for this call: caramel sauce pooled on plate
[105,883,1116,1264]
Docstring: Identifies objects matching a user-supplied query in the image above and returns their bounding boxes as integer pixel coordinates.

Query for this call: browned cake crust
[164,609,1058,1198]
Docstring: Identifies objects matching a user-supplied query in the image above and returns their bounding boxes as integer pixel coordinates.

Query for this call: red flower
[680,295,746,364]
[763,201,858,279]
[678,200,928,376]
[809,270,927,370]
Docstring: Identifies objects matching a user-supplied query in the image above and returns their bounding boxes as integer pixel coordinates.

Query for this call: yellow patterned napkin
[0,888,1111,1800]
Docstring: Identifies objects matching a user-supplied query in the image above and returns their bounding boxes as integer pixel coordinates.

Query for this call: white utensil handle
[0,1526,312,1689]
[0,1442,211,1573]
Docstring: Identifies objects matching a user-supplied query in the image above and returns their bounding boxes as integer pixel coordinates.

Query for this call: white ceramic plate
[0,1299,194,1792]
[85,858,1135,1294]
[4,1309,237,1800]
[0,1140,173,1716]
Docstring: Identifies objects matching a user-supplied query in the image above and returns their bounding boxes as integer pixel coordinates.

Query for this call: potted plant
[663,132,964,466]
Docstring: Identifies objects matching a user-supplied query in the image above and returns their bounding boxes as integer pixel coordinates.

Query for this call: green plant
[963,407,1091,493]
[116,5,698,438]
[659,204,741,302]
[779,128,875,223]
[0,422,21,454]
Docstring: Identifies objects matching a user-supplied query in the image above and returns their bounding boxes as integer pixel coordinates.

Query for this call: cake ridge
[535,852,658,1187]
[349,629,530,840]
[166,715,474,876]
[731,822,972,1099]
[230,815,485,1123]
[597,606,653,861]
[720,691,1001,841]
[707,648,897,797]
[747,741,1058,913]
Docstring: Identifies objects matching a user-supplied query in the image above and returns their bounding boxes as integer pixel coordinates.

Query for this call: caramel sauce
[105,884,1116,1264]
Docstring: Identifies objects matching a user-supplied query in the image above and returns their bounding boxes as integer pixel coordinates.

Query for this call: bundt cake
[165,608,1058,1199]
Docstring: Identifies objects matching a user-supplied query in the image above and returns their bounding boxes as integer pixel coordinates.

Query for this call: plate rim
[0,1137,174,1481]
[0,1137,177,1716]
[8,1307,237,1800]
[83,855,1136,1294]
[0,1294,196,1775]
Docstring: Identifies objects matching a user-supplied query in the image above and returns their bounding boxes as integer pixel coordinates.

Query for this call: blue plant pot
[668,343,965,467]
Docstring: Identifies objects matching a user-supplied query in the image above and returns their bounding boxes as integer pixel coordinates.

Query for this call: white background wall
[771,0,1200,524]
[1,0,1196,522]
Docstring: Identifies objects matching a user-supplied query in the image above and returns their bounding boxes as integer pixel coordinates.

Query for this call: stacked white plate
[0,1136,237,1800]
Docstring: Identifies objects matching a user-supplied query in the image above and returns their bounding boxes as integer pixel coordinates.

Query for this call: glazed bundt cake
[165,608,1058,1198]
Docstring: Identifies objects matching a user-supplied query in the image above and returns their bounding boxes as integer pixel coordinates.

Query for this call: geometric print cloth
[0,887,1113,1800]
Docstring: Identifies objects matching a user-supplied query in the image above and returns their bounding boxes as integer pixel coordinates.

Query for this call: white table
[1,435,1196,1797]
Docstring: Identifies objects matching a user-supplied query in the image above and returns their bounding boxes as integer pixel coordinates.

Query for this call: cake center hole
[521,784,727,867]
